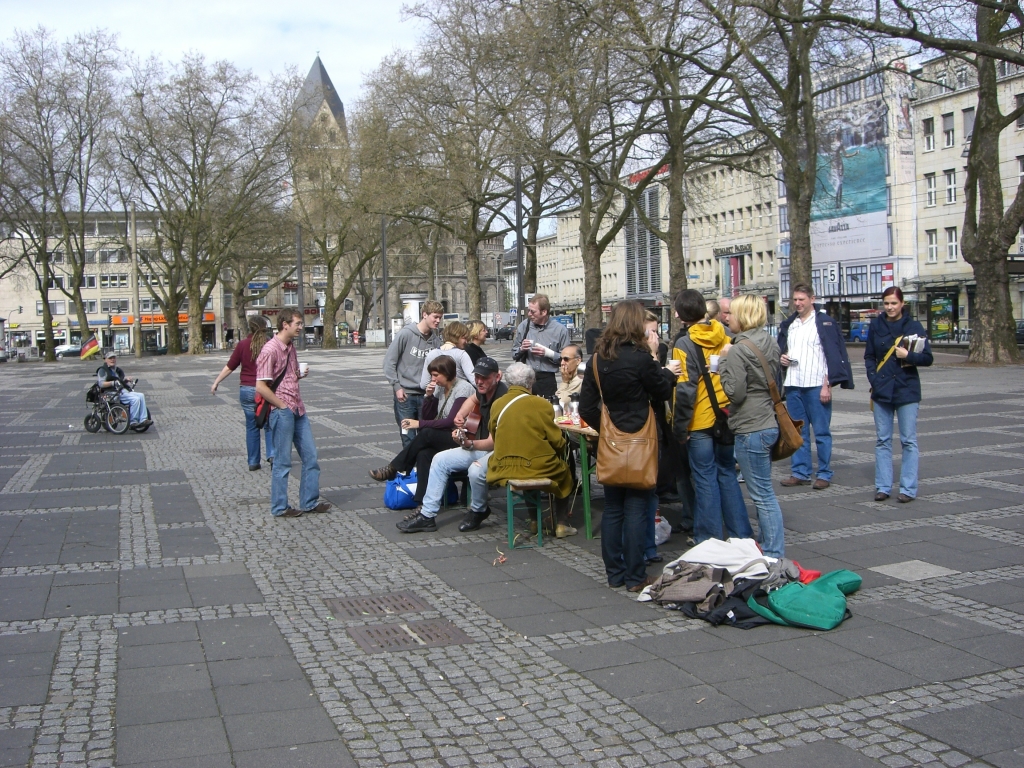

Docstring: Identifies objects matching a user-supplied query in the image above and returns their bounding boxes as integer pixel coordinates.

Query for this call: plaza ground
[0,343,1022,767]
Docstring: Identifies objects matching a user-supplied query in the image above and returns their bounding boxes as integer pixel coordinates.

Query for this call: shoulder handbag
[868,335,903,412]
[591,354,658,490]
[737,339,804,461]
[253,358,289,428]
[692,346,734,446]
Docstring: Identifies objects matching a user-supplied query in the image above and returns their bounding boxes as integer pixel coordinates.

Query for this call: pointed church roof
[296,57,347,134]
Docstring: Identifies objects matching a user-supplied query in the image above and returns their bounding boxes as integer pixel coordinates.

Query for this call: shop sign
[247,282,269,290]
[283,282,298,289]
[110,315,135,325]
[51,321,61,327]
[140,312,215,324]
[69,320,108,327]
[713,244,752,257]
[8,323,18,329]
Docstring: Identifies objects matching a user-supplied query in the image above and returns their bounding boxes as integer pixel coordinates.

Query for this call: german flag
[80,336,100,359]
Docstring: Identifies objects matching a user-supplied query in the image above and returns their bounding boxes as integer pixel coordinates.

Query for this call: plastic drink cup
[709,355,720,373]
[299,362,309,376]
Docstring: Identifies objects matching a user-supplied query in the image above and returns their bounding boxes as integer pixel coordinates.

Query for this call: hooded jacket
[383,323,440,395]
[864,309,933,406]
[720,327,782,435]
[672,319,730,439]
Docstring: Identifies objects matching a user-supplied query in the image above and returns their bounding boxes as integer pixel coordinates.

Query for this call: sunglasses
[560,357,578,363]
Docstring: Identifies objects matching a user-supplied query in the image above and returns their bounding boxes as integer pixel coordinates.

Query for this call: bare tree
[117,54,294,354]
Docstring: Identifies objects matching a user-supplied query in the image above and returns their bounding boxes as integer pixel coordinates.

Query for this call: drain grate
[197,448,239,458]
[325,591,431,618]
[348,620,474,653]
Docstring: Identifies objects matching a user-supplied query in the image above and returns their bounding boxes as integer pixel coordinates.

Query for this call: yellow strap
[878,336,903,370]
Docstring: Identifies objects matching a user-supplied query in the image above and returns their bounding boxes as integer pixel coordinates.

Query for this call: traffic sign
[509,307,518,316]
[826,262,840,284]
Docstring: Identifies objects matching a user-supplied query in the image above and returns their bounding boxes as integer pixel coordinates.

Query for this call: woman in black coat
[580,301,678,592]
[864,287,933,503]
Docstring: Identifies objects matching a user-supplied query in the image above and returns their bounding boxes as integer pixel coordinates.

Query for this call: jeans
[119,390,148,424]
[420,446,490,518]
[734,428,785,558]
[688,431,752,543]
[394,393,424,449]
[239,386,274,467]
[602,486,652,588]
[874,401,919,498]
[785,386,833,481]
[644,492,658,560]
[269,408,320,516]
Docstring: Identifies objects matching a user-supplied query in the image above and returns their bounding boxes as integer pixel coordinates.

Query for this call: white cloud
[3,0,422,104]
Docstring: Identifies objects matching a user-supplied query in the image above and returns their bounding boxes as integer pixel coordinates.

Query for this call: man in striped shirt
[777,284,854,490]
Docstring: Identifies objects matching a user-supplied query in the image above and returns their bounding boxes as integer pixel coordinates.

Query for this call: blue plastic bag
[383,469,461,510]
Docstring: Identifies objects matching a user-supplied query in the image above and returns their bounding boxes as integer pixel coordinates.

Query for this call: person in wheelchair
[97,350,152,428]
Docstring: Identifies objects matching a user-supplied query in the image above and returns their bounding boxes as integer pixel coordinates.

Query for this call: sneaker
[370,465,397,482]
[737,472,745,483]
[277,507,303,518]
[458,507,491,532]
[396,513,437,533]
[554,524,577,538]
[304,501,332,514]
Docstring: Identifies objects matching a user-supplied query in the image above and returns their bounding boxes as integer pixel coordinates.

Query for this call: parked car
[848,322,870,343]
[494,325,516,341]
[54,343,82,359]
[1016,320,1024,345]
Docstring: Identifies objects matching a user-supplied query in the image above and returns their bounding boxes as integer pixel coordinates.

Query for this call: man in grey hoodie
[383,300,443,447]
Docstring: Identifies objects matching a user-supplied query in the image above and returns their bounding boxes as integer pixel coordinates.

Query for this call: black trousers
[392,427,459,504]
[532,371,557,398]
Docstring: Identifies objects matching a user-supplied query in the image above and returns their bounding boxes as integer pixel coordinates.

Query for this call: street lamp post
[514,162,525,318]
[131,202,142,359]
[381,215,390,346]
[295,225,305,351]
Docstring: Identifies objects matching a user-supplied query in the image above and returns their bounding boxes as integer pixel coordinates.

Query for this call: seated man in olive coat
[470,362,576,537]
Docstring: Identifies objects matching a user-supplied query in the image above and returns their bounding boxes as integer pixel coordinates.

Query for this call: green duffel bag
[747,570,862,631]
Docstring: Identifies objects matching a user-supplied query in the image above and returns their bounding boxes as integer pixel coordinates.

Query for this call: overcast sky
[1,0,422,105]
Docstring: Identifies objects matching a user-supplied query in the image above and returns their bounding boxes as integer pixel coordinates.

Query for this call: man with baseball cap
[396,356,508,533]
[96,350,151,428]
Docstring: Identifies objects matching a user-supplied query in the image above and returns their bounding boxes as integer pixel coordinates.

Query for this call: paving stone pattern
[1,349,1023,767]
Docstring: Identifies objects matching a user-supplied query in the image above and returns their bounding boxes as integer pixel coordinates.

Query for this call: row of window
[35,297,213,316]
[690,203,776,239]
[926,228,959,263]
[920,101,1023,152]
[814,73,884,111]
[923,170,958,206]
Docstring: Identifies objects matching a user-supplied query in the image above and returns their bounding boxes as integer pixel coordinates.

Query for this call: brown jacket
[486,386,572,498]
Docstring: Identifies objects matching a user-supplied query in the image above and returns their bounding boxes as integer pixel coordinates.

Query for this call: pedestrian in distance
[211,316,275,471]
[255,309,331,518]
[777,283,854,490]
[672,289,752,545]
[719,295,787,558]
[865,287,933,503]
[383,300,443,449]
[581,300,677,592]
[511,293,570,398]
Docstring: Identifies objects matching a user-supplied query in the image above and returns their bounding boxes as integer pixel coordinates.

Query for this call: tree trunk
[38,288,55,362]
[465,239,481,320]
[667,150,688,334]
[322,267,339,350]
[165,312,182,355]
[72,291,93,349]
[187,280,204,355]
[582,239,603,330]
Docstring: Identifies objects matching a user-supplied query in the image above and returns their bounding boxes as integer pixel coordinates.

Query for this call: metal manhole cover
[325,591,431,618]
[348,620,474,653]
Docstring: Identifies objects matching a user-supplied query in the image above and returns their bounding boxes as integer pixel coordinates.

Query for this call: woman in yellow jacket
[671,289,752,544]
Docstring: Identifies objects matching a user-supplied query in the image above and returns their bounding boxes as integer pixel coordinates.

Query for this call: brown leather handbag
[591,355,658,490]
[737,340,804,462]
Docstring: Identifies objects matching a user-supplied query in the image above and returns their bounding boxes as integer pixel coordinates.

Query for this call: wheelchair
[84,379,151,434]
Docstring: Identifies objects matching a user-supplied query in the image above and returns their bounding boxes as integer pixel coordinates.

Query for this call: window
[943,113,955,147]
[746,206,753,231]
[140,298,157,312]
[778,204,789,233]
[923,118,935,151]
[840,80,861,104]
[963,108,975,140]
[37,276,64,290]
[100,299,129,313]
[946,227,958,261]
[768,251,774,274]
[1019,156,1024,183]
[100,274,129,289]
[35,300,65,315]
[811,269,823,298]
[311,264,327,279]
[925,174,936,206]
[845,265,868,296]
[926,230,938,263]
[945,169,957,204]
[142,273,162,287]
[283,288,298,306]
[84,300,97,314]
[81,274,97,289]
[886,185,892,215]
[780,271,791,302]
[870,264,884,294]
[249,289,265,308]
[99,249,126,263]
[757,252,764,276]
[755,204,763,228]
[864,72,883,97]
[84,250,96,264]
[624,187,662,295]
[222,291,233,309]
[1017,95,1024,129]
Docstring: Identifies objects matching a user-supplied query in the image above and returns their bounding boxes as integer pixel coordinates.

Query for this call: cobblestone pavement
[0,344,1022,768]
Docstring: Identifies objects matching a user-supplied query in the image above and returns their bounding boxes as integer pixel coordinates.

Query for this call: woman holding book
[864,287,933,503]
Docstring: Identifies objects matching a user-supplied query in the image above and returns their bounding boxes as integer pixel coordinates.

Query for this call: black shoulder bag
[254,363,288,428]
[693,346,734,446]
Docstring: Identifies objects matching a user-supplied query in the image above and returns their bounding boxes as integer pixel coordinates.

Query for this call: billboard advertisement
[810,95,889,262]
